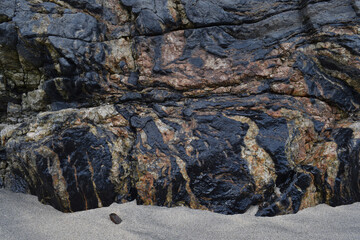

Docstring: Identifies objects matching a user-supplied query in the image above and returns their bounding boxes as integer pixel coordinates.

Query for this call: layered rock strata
[0,0,359,216]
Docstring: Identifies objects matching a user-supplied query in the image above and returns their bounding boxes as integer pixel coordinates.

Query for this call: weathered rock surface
[0,0,359,216]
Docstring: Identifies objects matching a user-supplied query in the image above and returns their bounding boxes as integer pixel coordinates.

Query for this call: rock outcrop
[0,0,359,216]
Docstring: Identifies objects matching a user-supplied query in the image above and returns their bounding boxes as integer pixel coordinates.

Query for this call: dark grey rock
[109,213,122,224]
[0,0,16,22]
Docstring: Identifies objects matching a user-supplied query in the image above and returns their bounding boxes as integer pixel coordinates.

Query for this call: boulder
[0,0,359,216]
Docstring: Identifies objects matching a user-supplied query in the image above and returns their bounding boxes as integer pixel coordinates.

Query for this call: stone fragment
[109,213,122,224]
[7,103,21,115]
[22,89,48,112]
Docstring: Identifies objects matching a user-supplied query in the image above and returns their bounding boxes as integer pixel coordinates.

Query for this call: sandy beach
[0,189,359,240]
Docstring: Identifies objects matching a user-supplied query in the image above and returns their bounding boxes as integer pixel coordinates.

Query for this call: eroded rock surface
[0,0,359,216]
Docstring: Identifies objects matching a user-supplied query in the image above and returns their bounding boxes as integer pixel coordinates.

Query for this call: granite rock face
[0,0,359,216]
